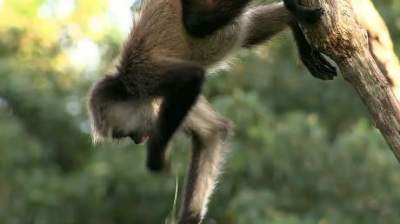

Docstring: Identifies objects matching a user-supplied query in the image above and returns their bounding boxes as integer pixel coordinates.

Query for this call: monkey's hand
[146,137,171,173]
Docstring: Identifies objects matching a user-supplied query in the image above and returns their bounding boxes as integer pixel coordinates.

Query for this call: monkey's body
[123,1,291,69]
[88,1,337,223]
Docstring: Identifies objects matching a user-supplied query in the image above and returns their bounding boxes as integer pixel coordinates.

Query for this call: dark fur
[183,0,251,37]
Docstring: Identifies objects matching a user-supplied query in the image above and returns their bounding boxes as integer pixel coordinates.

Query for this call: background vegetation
[0,0,399,223]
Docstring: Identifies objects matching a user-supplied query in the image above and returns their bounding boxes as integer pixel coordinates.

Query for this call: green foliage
[0,1,399,224]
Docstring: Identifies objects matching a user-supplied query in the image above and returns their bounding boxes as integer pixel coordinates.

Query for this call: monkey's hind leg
[178,97,233,224]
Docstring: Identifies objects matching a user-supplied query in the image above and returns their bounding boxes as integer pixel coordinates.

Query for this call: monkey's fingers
[302,49,337,80]
[312,50,337,72]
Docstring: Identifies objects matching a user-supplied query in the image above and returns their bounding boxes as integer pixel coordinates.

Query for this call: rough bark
[299,0,400,161]
[350,0,400,100]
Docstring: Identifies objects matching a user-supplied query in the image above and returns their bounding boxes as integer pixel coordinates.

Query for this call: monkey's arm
[179,97,232,224]
[118,61,205,171]
[182,0,250,37]
[146,62,205,171]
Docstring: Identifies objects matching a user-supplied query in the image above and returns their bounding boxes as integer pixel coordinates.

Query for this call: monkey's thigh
[183,96,232,141]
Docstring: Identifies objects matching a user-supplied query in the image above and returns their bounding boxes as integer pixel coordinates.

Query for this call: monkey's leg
[182,0,250,37]
[120,61,205,171]
[242,2,292,47]
[179,97,233,224]
[242,2,337,80]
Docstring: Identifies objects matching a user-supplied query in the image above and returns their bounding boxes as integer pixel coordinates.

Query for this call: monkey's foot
[302,48,337,80]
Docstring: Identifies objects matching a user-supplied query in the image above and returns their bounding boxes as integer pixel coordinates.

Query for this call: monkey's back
[121,0,243,69]
[124,0,190,62]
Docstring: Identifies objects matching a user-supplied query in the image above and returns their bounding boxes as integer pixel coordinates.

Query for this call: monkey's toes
[310,50,337,80]
[310,61,337,80]
[303,53,337,80]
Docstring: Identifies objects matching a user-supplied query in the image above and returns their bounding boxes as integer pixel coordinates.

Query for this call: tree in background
[0,0,399,224]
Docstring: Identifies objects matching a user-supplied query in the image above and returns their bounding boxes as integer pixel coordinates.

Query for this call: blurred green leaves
[0,0,399,224]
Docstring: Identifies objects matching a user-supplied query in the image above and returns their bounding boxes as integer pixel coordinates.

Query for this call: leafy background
[0,0,399,223]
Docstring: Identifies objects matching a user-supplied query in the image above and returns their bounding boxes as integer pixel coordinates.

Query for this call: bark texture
[299,0,400,161]
[350,0,400,100]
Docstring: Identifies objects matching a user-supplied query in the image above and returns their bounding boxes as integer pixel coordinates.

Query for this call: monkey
[87,0,337,223]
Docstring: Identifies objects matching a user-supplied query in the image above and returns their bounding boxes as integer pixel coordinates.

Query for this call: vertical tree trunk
[299,0,400,162]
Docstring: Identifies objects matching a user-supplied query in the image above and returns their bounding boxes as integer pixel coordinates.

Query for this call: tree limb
[299,0,400,161]
[350,0,400,100]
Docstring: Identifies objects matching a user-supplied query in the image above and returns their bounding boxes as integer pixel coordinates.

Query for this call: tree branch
[350,0,400,100]
[299,0,400,161]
